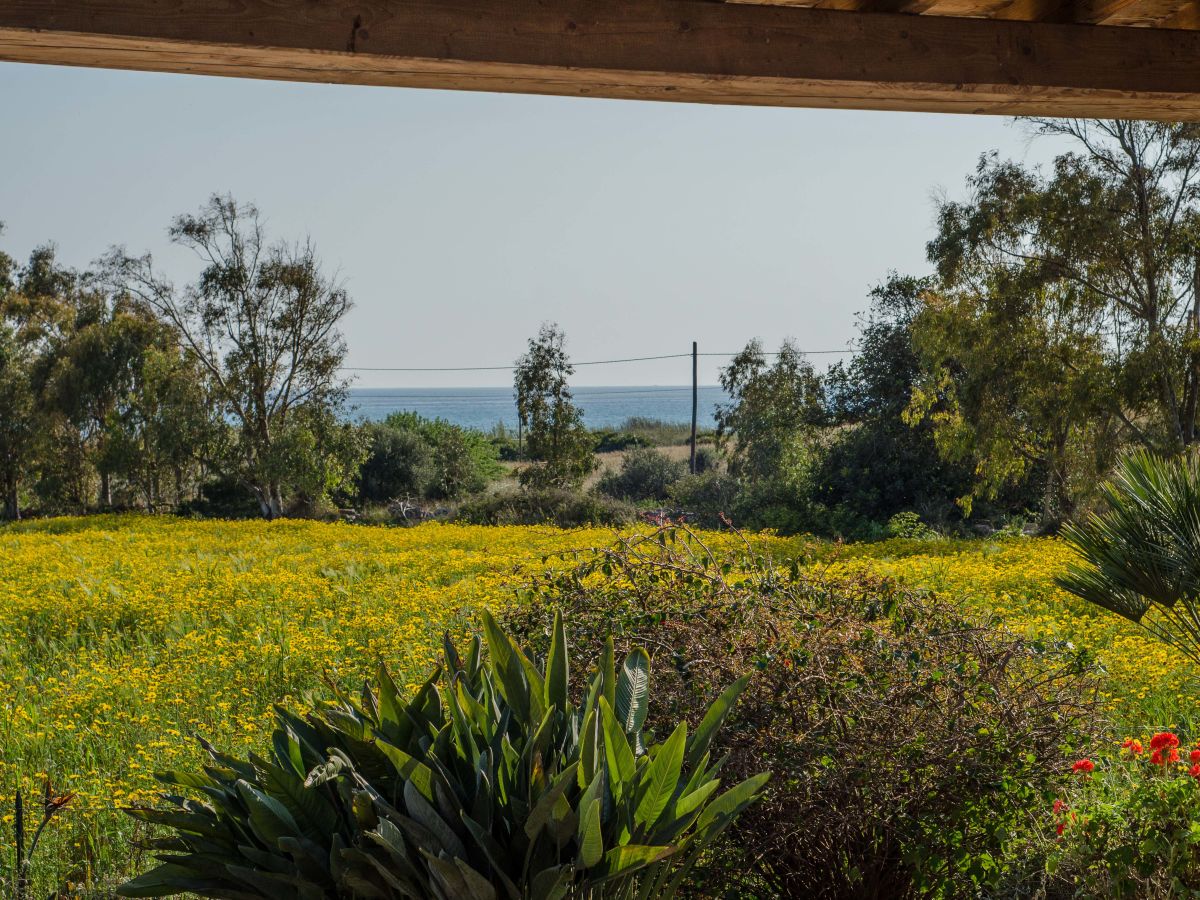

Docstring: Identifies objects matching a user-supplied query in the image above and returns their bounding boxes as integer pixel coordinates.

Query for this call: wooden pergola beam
[4,0,1200,119]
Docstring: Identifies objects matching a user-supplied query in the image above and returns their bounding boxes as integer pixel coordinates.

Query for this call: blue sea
[348,386,728,432]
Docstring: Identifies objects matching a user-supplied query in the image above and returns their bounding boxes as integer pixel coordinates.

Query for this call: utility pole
[690,341,698,475]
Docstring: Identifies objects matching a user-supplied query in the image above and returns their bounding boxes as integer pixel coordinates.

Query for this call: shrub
[505,527,1101,898]
[617,418,695,447]
[597,447,687,503]
[456,487,637,528]
[666,471,741,527]
[119,610,768,899]
[691,446,718,475]
[1046,733,1200,896]
[177,474,261,519]
[885,510,939,540]
[592,430,648,454]
[358,414,501,504]
[357,422,435,503]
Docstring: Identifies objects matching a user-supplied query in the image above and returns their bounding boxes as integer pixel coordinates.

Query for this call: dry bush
[503,526,1102,899]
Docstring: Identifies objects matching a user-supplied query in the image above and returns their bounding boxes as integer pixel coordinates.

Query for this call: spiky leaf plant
[1058,450,1200,664]
[118,610,767,899]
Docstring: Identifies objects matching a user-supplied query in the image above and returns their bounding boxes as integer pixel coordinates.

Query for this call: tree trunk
[99,470,112,509]
[2,472,19,521]
[255,483,285,519]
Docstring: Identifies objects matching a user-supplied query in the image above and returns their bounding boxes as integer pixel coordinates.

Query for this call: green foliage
[885,511,939,541]
[358,422,436,504]
[359,413,501,503]
[1047,742,1200,896]
[906,277,1117,527]
[917,121,1200,523]
[119,610,767,899]
[597,448,686,503]
[506,527,1100,898]
[666,472,740,528]
[591,431,648,454]
[1058,450,1200,665]
[456,488,637,528]
[716,338,825,484]
[514,324,596,489]
[105,195,355,518]
[817,274,972,530]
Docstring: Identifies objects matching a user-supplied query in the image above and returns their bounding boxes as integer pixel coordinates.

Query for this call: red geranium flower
[1189,749,1200,764]
[1053,798,1067,815]
[1072,758,1095,774]
[1190,764,1200,779]
[1150,732,1180,751]
[1122,738,1144,755]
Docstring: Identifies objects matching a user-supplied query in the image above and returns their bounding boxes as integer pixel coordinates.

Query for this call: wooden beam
[4,0,1200,119]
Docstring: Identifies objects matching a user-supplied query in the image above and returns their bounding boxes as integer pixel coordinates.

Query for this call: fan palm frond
[1058,450,1200,664]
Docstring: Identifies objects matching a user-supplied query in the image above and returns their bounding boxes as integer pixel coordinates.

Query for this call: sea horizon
[347,385,728,432]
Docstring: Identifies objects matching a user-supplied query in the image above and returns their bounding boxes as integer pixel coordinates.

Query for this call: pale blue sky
[0,62,1070,387]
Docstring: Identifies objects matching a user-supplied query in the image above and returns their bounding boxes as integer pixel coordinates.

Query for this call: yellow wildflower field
[0,516,1193,891]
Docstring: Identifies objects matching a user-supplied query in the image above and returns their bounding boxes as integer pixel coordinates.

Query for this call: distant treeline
[6,119,1200,536]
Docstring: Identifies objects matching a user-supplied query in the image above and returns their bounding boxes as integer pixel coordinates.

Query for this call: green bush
[456,488,637,528]
[359,414,501,504]
[119,610,767,899]
[597,448,686,503]
[177,475,261,519]
[592,430,648,454]
[505,527,1100,898]
[885,510,939,540]
[666,472,741,527]
[358,423,435,504]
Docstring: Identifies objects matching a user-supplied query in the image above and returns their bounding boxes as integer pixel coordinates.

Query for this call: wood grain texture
[4,0,1200,118]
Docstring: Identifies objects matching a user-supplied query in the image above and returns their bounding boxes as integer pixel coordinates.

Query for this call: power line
[340,348,852,373]
[354,386,719,398]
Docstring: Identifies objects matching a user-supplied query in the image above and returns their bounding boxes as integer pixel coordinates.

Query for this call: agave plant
[118,610,767,899]
[1058,450,1200,664]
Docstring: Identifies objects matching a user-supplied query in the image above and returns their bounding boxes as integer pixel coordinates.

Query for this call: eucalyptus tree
[927,120,1200,453]
[715,338,825,484]
[514,322,595,488]
[911,120,1200,521]
[0,224,29,519]
[105,195,359,518]
[0,241,81,518]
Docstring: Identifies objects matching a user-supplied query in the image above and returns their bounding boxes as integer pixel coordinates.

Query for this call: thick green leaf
[634,722,686,830]
[599,697,636,802]
[695,772,771,837]
[481,609,532,723]
[600,636,616,709]
[375,738,437,802]
[545,610,569,712]
[685,674,750,769]
[236,779,301,846]
[578,797,604,869]
[524,762,579,840]
[530,865,572,900]
[404,778,467,858]
[615,648,650,741]
[598,845,673,879]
